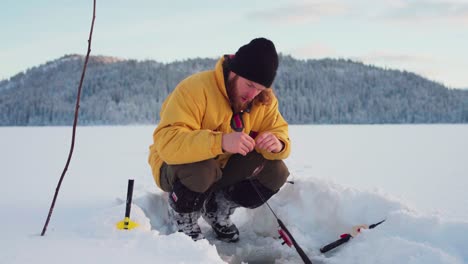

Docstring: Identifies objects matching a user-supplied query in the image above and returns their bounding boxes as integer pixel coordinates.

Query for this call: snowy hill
[1,55,467,126]
[1,125,467,263]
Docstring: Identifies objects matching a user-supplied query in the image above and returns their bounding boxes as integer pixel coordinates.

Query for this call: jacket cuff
[211,132,224,155]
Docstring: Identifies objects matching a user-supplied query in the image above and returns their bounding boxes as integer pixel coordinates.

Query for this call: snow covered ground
[1,125,467,264]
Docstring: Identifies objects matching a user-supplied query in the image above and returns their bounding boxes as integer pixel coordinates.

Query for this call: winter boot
[168,205,204,241]
[201,191,240,242]
[168,181,208,241]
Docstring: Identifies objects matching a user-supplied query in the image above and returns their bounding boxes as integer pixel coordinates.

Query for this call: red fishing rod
[248,162,313,264]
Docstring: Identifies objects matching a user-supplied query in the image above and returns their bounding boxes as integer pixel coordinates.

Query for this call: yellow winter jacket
[148,57,290,188]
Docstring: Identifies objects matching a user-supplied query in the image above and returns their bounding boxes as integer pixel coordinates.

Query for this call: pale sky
[1,0,468,88]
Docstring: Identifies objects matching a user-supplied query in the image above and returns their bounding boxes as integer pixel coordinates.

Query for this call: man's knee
[224,179,277,209]
[256,159,290,191]
[160,159,222,193]
[220,151,290,192]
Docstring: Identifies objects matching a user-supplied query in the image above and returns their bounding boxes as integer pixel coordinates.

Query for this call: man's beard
[226,75,248,113]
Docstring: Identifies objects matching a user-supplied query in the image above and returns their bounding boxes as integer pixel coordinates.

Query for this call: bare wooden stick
[41,0,96,236]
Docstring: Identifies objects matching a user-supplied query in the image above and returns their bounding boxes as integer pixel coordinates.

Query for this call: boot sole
[213,230,240,243]
[216,233,239,243]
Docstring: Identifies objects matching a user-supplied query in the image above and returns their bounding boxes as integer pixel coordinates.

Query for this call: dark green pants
[160,151,289,193]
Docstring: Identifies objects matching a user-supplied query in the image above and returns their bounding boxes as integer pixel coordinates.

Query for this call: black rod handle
[320,234,352,253]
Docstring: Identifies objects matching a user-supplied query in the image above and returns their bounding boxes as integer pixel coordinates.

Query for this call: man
[148,37,291,242]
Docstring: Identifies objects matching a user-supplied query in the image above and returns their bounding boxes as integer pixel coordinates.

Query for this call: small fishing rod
[248,162,313,264]
[320,219,386,253]
[116,179,139,230]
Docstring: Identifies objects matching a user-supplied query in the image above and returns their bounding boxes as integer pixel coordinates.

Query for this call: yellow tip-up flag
[116,179,139,230]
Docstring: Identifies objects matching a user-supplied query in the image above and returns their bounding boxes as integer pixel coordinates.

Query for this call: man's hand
[255,132,283,153]
[222,132,256,156]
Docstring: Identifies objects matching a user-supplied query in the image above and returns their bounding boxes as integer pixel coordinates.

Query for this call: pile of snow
[1,125,467,264]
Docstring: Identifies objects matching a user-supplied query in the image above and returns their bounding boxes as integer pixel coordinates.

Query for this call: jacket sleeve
[153,84,224,164]
[256,97,291,160]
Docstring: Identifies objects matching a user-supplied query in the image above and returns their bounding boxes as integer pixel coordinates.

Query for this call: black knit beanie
[230,38,279,88]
